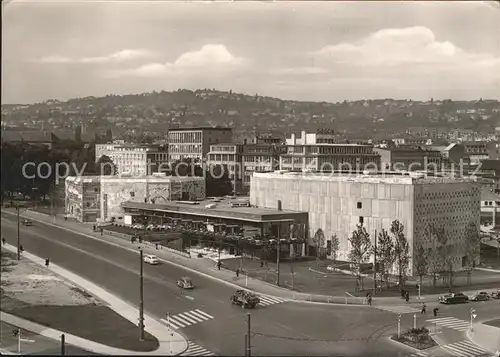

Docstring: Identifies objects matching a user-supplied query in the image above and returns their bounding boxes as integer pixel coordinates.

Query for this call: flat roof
[121,198,307,223]
[252,171,478,185]
[168,127,231,132]
[66,175,204,183]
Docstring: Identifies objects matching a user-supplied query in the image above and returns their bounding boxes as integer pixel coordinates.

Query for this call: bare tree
[375,229,395,288]
[312,229,326,266]
[330,234,340,270]
[434,225,453,287]
[391,220,410,290]
[414,243,428,289]
[463,221,481,285]
[348,224,372,291]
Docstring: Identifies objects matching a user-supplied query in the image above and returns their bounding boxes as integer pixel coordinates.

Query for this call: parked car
[469,291,491,302]
[146,224,156,231]
[21,219,33,226]
[491,291,500,299]
[143,254,159,265]
[231,290,260,309]
[177,277,194,289]
[438,292,468,304]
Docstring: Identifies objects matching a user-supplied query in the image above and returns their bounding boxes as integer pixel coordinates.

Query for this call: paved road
[1,214,418,356]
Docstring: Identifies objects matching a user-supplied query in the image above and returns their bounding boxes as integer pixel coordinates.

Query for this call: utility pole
[373,229,377,293]
[17,205,20,261]
[247,313,251,357]
[139,248,145,341]
[276,225,280,286]
[61,334,65,355]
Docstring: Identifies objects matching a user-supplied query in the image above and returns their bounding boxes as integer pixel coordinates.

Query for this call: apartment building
[250,171,481,273]
[95,143,168,175]
[65,176,101,222]
[375,146,443,171]
[167,127,232,163]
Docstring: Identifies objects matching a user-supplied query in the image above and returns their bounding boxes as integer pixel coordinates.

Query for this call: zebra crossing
[373,304,420,314]
[181,341,215,356]
[161,309,214,330]
[257,294,287,307]
[441,340,489,357]
[407,351,428,357]
[426,317,470,332]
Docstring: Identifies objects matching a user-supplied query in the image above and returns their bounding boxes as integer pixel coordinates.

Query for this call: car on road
[21,219,33,226]
[177,277,194,289]
[143,254,159,265]
[469,291,491,302]
[491,291,500,299]
[231,290,260,309]
[438,292,468,304]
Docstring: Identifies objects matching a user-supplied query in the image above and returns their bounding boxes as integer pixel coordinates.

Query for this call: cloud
[314,26,500,67]
[34,49,155,64]
[111,44,246,77]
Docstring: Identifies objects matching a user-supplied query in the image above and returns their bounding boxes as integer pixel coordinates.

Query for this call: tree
[425,224,443,287]
[463,221,481,285]
[414,243,428,289]
[348,224,372,291]
[312,229,326,266]
[330,234,340,269]
[391,220,410,291]
[376,229,395,288]
[95,155,117,176]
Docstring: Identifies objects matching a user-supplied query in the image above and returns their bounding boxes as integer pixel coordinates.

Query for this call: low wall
[470,322,500,353]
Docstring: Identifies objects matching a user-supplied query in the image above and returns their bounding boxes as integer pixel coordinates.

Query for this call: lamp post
[397,314,401,338]
[139,247,145,341]
[470,308,477,332]
[373,229,377,293]
[16,204,20,261]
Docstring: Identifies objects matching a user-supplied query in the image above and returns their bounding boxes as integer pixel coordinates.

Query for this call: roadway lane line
[183,311,205,323]
[184,295,195,300]
[160,318,182,329]
[176,313,198,325]
[194,309,214,319]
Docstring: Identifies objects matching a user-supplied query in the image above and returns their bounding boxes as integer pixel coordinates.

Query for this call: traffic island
[0,249,159,352]
[390,327,437,350]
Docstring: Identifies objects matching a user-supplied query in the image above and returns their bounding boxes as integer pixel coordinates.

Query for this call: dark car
[469,291,490,302]
[438,292,468,304]
[21,219,33,226]
[231,290,260,309]
[491,291,500,299]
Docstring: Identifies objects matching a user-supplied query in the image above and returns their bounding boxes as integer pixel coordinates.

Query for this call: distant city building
[1,130,59,149]
[95,143,168,175]
[481,187,500,226]
[167,127,232,163]
[286,130,336,145]
[250,171,481,273]
[374,146,442,171]
[206,143,243,193]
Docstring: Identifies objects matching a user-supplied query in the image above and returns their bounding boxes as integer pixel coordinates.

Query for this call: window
[357,202,362,209]
[130,192,135,197]
[359,216,364,224]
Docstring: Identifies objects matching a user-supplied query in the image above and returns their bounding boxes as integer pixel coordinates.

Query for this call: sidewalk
[468,321,500,354]
[5,209,498,307]
[1,241,188,356]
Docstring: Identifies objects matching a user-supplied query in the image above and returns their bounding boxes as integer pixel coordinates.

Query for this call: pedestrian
[433,307,439,317]
[1,237,5,245]
[155,243,159,250]
[421,303,426,314]
[19,245,24,252]
[100,228,103,236]
[405,291,410,303]
[260,261,264,268]
[401,289,406,299]
[93,224,96,232]
[45,258,50,267]
[217,260,222,271]
[236,268,240,277]
[367,295,372,306]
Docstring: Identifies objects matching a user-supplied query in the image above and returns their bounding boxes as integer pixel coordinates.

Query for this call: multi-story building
[65,176,101,222]
[375,146,443,171]
[250,171,481,274]
[481,187,500,226]
[65,174,205,222]
[280,144,381,172]
[167,127,232,163]
[241,144,285,192]
[206,143,243,193]
[95,143,168,175]
[286,130,337,145]
[1,130,59,149]
[100,174,205,221]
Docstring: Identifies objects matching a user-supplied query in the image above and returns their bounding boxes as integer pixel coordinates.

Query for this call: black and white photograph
[1,1,500,356]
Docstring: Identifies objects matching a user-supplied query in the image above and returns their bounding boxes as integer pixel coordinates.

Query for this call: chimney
[277,200,282,211]
[290,133,296,144]
[301,130,307,144]
[244,138,248,145]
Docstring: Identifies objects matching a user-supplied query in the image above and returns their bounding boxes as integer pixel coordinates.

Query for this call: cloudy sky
[2,1,500,104]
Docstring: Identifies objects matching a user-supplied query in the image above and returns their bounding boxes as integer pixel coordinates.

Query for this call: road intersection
[1,211,499,356]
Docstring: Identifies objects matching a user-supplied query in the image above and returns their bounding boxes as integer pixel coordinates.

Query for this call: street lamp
[397,314,401,338]
[16,204,21,261]
[138,247,145,341]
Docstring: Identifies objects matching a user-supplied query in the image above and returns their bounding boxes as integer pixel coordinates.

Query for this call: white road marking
[184,295,194,300]
[161,309,214,330]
